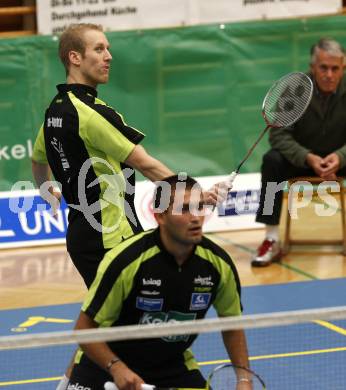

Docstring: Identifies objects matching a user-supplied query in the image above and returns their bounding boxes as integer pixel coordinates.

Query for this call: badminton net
[0,306,346,389]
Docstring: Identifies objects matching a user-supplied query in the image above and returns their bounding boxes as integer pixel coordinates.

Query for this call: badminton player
[31,23,227,389]
[67,175,251,390]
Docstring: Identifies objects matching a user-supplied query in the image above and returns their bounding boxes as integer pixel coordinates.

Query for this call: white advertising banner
[189,0,342,25]
[134,173,263,233]
[36,0,342,35]
[0,173,262,249]
[36,0,188,35]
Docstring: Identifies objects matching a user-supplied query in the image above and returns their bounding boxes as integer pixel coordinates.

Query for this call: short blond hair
[58,23,103,73]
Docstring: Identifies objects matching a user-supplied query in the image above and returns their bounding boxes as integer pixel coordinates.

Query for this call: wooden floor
[1,198,346,311]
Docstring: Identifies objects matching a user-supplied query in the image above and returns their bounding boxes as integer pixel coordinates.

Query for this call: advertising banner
[36,0,342,35]
[0,174,262,249]
[134,174,262,232]
[189,0,342,25]
[36,0,188,35]
[0,189,68,248]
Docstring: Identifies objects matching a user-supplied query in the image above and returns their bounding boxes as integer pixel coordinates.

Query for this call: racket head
[262,72,313,128]
[206,363,266,389]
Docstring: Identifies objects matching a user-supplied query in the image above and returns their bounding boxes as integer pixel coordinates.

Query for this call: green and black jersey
[78,229,242,379]
[32,84,145,252]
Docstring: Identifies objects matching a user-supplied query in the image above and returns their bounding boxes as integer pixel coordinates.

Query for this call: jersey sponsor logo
[67,383,91,390]
[194,275,214,286]
[136,297,163,311]
[190,293,211,310]
[140,289,160,296]
[139,311,196,342]
[194,286,212,292]
[47,117,63,128]
[142,277,161,287]
[51,137,70,171]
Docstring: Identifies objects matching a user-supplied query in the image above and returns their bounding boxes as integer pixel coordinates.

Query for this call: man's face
[78,29,112,87]
[158,187,205,246]
[310,49,344,94]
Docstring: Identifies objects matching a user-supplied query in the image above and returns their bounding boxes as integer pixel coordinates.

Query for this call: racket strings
[263,73,313,128]
[208,364,265,389]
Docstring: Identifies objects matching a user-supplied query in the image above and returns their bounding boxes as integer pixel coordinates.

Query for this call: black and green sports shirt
[32,84,145,252]
[77,228,242,378]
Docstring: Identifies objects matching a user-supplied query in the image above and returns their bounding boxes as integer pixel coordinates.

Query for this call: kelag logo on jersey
[139,311,196,342]
[190,293,211,310]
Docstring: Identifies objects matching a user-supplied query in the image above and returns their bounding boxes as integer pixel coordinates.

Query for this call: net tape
[0,306,345,350]
[263,72,313,128]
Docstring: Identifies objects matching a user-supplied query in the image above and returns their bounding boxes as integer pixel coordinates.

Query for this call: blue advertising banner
[0,190,68,248]
[218,189,260,217]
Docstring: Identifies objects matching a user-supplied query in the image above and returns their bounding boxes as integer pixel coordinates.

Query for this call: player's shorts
[68,248,108,288]
[68,357,206,390]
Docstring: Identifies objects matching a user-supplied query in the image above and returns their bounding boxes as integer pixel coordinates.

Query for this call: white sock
[56,375,69,390]
[265,225,279,242]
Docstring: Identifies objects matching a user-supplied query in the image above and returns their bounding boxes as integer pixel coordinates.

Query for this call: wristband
[238,378,252,383]
[106,357,121,371]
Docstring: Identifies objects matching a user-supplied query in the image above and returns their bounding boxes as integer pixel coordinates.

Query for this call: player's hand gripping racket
[226,72,313,189]
[105,363,265,389]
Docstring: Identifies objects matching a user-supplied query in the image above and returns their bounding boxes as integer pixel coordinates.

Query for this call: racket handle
[227,171,238,188]
[104,382,155,390]
[104,383,117,390]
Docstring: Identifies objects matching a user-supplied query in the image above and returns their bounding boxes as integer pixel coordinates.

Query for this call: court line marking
[314,320,346,336]
[2,346,346,386]
[198,345,346,365]
[278,262,318,280]
[0,377,61,387]
[208,234,255,255]
[209,233,317,280]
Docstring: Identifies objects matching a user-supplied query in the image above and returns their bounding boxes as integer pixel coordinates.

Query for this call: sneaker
[251,238,282,267]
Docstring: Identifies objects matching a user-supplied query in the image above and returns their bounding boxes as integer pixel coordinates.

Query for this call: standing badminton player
[31,23,224,389]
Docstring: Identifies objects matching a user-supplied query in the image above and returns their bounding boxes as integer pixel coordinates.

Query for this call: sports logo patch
[190,293,211,310]
[136,297,163,311]
[139,311,196,342]
[67,384,91,390]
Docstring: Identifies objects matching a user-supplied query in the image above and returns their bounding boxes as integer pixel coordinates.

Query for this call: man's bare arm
[32,160,51,187]
[125,145,174,182]
[222,329,252,389]
[75,312,144,390]
[125,145,223,206]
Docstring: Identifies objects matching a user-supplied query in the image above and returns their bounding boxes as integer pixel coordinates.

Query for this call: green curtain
[1,15,346,190]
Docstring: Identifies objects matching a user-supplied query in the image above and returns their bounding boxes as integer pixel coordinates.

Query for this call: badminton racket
[225,72,313,189]
[206,363,266,389]
[105,363,265,389]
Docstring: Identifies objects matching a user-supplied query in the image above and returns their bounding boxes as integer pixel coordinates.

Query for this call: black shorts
[68,360,112,390]
[68,359,206,390]
[68,248,108,288]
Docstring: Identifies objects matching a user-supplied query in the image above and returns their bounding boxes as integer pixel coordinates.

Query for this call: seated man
[68,175,251,390]
[253,37,346,266]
